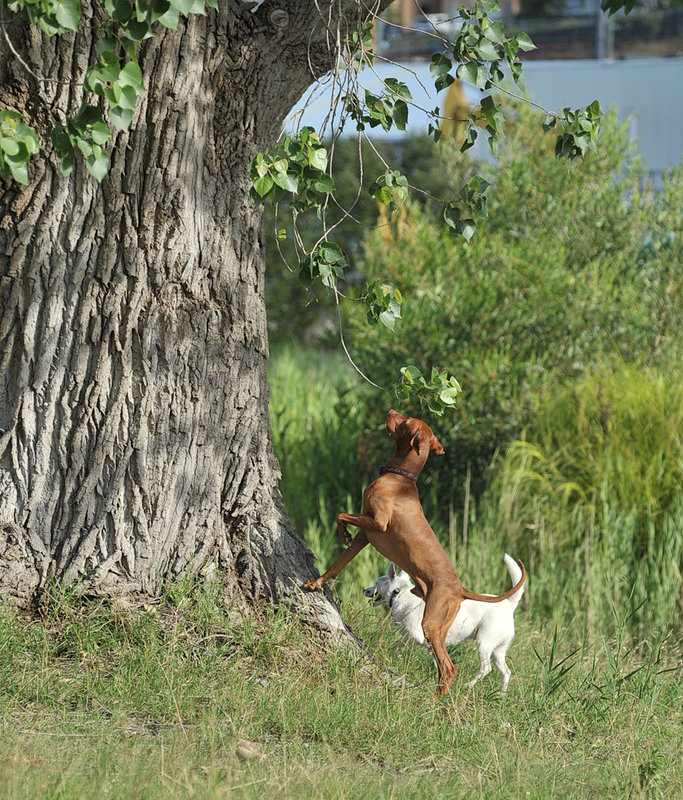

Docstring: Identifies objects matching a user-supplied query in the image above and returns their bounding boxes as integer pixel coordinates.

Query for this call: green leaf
[457,61,487,89]
[318,242,346,264]
[51,125,75,176]
[272,171,299,193]
[89,121,111,145]
[393,100,408,131]
[384,78,412,102]
[109,105,133,130]
[309,147,328,172]
[116,84,139,110]
[170,0,195,13]
[430,52,452,78]
[158,5,179,28]
[54,0,81,30]
[76,137,93,157]
[0,137,20,157]
[125,19,151,41]
[72,104,102,130]
[106,0,134,22]
[252,174,274,197]
[85,145,109,182]
[483,19,505,45]
[379,310,397,330]
[474,39,500,62]
[313,174,335,194]
[401,365,422,384]
[435,72,454,92]
[439,387,460,405]
[118,60,145,91]
[8,160,29,184]
[516,32,536,51]
[96,37,119,55]
[460,219,476,241]
[601,0,638,15]
[149,0,171,19]
[461,125,478,153]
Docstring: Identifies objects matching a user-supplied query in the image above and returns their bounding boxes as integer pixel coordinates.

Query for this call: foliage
[493,365,683,632]
[2,0,217,181]
[2,0,614,414]
[264,134,467,345]
[0,109,39,184]
[397,365,461,416]
[251,0,609,412]
[348,108,682,499]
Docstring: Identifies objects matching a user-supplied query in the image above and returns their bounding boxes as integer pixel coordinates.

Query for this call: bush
[348,109,682,508]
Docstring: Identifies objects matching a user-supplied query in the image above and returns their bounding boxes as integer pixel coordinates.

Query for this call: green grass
[1,585,681,800]
[268,347,683,637]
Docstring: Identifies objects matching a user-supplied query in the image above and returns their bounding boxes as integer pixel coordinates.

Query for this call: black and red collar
[378,465,418,483]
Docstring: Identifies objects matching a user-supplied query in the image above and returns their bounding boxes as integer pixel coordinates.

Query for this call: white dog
[364,554,525,691]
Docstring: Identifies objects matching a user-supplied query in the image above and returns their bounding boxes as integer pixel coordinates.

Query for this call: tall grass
[268,345,390,593]
[269,349,682,638]
[491,364,683,634]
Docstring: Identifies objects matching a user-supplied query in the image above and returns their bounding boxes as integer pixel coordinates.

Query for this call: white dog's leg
[467,652,492,688]
[492,645,511,692]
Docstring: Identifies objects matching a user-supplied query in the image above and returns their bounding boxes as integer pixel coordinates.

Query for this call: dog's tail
[461,557,526,604]
[503,553,526,609]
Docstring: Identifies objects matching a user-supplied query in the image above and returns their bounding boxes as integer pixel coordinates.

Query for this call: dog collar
[379,465,418,482]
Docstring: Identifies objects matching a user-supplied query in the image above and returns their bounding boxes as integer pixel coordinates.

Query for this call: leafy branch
[247,1,608,414]
[1,0,217,181]
[2,0,634,416]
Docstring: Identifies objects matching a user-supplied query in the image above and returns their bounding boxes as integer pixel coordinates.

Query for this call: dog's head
[386,409,445,456]
[364,562,414,607]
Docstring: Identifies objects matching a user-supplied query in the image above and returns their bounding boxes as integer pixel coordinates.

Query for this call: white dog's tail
[504,553,526,609]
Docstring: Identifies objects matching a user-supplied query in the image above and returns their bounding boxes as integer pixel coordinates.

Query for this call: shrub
[348,108,682,509]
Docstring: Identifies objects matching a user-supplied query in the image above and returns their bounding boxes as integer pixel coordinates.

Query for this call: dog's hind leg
[467,650,492,688]
[421,590,461,696]
[492,645,511,692]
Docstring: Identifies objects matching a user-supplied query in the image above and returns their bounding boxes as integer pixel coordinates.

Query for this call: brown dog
[303,409,526,695]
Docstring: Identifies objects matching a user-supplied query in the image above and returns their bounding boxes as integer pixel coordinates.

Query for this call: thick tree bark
[0,0,385,633]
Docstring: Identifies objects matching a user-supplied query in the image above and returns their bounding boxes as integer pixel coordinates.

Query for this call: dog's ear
[407,420,428,454]
[387,562,396,579]
[430,435,445,455]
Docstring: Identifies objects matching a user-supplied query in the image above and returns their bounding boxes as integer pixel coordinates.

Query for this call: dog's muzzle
[364,586,382,605]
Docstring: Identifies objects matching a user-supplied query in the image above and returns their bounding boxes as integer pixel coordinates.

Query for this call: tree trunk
[0,0,381,634]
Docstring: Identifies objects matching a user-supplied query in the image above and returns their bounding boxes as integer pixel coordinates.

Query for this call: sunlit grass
[0,586,680,800]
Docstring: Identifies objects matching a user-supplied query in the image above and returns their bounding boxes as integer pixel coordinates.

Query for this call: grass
[0,585,681,800]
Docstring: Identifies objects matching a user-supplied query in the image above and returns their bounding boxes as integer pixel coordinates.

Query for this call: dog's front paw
[302,577,323,591]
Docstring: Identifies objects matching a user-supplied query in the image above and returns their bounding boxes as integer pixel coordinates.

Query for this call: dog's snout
[363,586,376,598]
